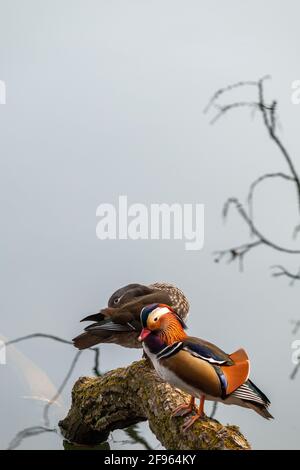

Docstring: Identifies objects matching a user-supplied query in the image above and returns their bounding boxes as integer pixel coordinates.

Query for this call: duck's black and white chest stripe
[156,342,183,360]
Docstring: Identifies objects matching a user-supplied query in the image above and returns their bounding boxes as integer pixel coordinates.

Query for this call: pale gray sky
[1,0,300,449]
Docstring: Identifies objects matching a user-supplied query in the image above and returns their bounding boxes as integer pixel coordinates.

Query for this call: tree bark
[59,359,251,450]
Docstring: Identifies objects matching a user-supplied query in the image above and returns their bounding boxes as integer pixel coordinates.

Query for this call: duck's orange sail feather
[221,348,250,395]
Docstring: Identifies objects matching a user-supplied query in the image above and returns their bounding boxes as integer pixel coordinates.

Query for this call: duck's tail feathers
[243,400,274,419]
[72,330,141,350]
[231,379,273,419]
[72,331,105,350]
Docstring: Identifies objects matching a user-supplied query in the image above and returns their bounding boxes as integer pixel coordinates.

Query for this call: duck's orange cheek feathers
[147,318,161,330]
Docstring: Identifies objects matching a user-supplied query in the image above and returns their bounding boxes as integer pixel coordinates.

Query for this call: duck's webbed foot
[181,395,206,432]
[171,396,196,417]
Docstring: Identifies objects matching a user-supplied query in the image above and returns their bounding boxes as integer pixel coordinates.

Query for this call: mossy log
[59,359,251,450]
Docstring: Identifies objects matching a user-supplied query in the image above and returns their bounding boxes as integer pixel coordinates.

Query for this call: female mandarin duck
[138,303,273,431]
[73,282,189,350]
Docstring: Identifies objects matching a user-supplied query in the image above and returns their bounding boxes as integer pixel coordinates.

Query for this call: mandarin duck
[72,282,189,350]
[138,303,273,431]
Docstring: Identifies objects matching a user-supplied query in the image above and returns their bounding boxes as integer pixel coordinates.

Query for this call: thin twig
[43,351,82,427]
[290,362,300,380]
[257,78,300,213]
[3,333,101,376]
[271,266,300,286]
[210,402,218,419]
[214,198,300,268]
[4,333,100,449]
[206,76,300,380]
[291,320,300,335]
[205,77,300,274]
[247,173,295,229]
[204,79,260,114]
[5,333,73,347]
[209,102,260,125]
[4,332,151,449]
[7,426,57,450]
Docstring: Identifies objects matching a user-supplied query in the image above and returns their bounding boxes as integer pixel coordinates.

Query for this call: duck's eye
[154,317,158,322]
[114,298,120,304]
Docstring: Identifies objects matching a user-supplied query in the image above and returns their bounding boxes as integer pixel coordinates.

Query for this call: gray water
[1,0,300,450]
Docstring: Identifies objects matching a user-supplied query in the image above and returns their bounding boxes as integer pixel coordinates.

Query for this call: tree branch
[247,172,295,228]
[214,198,300,269]
[3,333,101,449]
[206,76,300,278]
[271,265,300,285]
[3,333,101,376]
[291,320,300,335]
[59,359,251,450]
[208,102,260,125]
[203,79,259,114]
[257,79,300,211]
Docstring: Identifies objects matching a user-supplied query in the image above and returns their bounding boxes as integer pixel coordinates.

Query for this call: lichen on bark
[59,359,251,450]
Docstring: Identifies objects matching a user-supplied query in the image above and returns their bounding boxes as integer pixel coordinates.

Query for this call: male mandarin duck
[72,282,189,350]
[138,303,273,431]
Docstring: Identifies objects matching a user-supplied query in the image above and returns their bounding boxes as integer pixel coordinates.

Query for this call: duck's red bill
[138,328,151,342]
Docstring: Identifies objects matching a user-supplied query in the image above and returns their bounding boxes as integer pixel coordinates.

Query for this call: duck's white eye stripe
[156,307,170,315]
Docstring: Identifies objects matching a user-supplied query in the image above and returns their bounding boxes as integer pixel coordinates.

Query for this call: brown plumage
[72,282,189,350]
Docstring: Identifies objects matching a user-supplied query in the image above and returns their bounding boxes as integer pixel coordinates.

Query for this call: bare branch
[214,240,263,271]
[5,333,74,347]
[3,333,101,376]
[206,77,300,384]
[270,100,277,132]
[206,76,300,227]
[247,172,295,227]
[209,402,218,419]
[204,79,262,114]
[257,78,300,213]
[291,320,300,335]
[213,196,300,270]
[4,333,101,449]
[290,362,300,380]
[209,102,260,125]
[4,333,153,450]
[226,197,300,249]
[43,351,82,427]
[8,426,57,451]
[271,265,300,286]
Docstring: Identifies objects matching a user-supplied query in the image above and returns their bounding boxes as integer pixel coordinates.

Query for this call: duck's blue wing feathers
[182,337,233,365]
